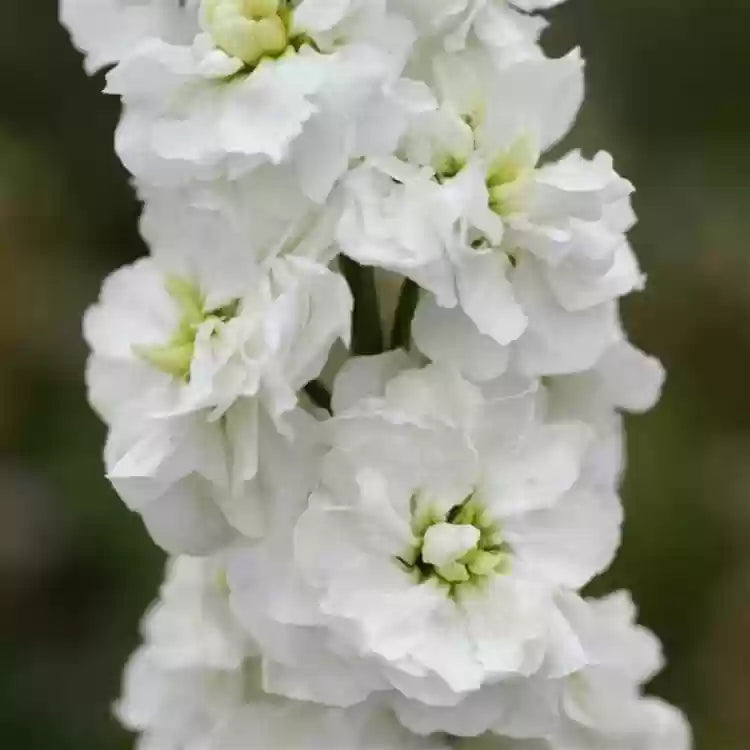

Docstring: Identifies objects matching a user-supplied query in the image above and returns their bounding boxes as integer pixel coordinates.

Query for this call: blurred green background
[1,0,748,747]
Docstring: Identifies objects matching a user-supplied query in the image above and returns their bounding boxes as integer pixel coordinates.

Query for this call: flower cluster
[63,0,692,747]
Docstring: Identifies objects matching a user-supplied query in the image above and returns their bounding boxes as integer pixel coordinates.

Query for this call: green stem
[339,256,383,356]
[304,380,332,414]
[390,277,420,350]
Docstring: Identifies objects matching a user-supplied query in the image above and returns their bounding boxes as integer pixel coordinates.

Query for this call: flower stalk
[61,0,691,747]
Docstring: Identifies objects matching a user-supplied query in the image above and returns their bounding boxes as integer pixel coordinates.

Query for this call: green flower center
[133,277,239,381]
[486,134,538,217]
[398,496,511,596]
[201,0,294,67]
[433,152,467,183]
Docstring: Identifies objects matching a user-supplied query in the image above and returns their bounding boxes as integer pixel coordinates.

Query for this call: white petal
[460,576,551,676]
[595,340,666,414]
[332,350,414,414]
[514,257,620,376]
[455,250,528,346]
[413,295,510,382]
[504,488,623,588]
[139,476,235,555]
[479,422,592,516]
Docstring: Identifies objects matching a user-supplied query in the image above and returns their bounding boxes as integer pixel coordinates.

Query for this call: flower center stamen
[133,276,239,381]
[201,0,291,67]
[398,496,511,595]
[486,134,538,217]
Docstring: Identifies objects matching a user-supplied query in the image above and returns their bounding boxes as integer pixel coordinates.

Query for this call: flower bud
[201,0,289,67]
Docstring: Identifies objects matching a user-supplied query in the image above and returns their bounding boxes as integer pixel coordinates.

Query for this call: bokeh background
[1,0,748,747]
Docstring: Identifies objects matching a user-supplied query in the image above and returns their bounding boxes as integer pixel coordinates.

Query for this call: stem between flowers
[390,277,419,350]
[339,255,383,356]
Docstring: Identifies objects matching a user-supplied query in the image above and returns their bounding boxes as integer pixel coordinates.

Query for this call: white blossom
[399,0,566,63]
[106,0,433,200]
[396,591,691,748]
[336,47,641,378]
[119,556,445,750]
[85,251,350,553]
[115,556,252,749]
[61,0,201,74]
[228,357,623,720]
[63,0,691,746]
[195,699,449,750]
[138,163,342,286]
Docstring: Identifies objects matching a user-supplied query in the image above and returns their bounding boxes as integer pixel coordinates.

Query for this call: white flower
[62,0,688,744]
[411,262,623,381]
[61,0,201,74]
[537,592,692,750]
[195,698,449,750]
[115,556,254,749]
[138,163,342,289]
[228,356,623,717]
[400,0,566,61]
[338,47,638,378]
[543,335,666,491]
[119,645,246,749]
[337,41,647,378]
[119,556,443,750]
[106,0,432,201]
[140,556,251,670]
[409,329,664,507]
[395,591,691,748]
[407,148,642,377]
[84,253,350,553]
[547,337,666,421]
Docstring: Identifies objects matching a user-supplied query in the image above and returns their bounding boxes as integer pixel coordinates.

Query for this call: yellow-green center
[427,123,538,221]
[201,0,293,67]
[486,134,538,217]
[133,277,239,381]
[398,496,510,596]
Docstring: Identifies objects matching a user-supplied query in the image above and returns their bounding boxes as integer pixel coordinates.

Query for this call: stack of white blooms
[62,0,692,747]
